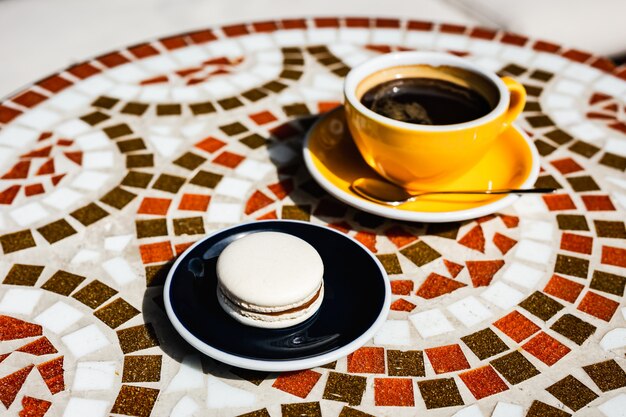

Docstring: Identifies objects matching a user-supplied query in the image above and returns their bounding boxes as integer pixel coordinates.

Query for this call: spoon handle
[414,187,556,197]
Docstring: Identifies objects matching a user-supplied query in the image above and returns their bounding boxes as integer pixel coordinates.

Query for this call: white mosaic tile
[521,236,554,265]
[563,63,601,82]
[207,202,243,223]
[55,119,92,137]
[171,86,202,102]
[250,64,281,80]
[206,375,256,408]
[230,73,262,89]
[404,31,436,49]
[47,90,92,112]
[453,404,484,417]
[435,34,469,51]
[513,195,547,216]
[83,151,115,169]
[594,75,626,96]
[622,306,626,321]
[139,85,170,102]
[472,57,506,73]
[570,122,605,142]
[214,177,253,199]
[373,320,411,346]
[75,131,110,151]
[612,191,626,211]
[500,46,534,65]
[481,281,525,309]
[600,328,626,351]
[502,261,545,289]
[239,33,274,51]
[0,146,16,170]
[166,355,204,392]
[63,398,109,417]
[42,187,83,211]
[109,84,141,100]
[10,201,48,227]
[108,63,149,83]
[307,28,337,44]
[467,39,501,56]
[551,109,583,126]
[371,28,403,45]
[0,288,42,315]
[256,50,282,64]
[16,108,62,130]
[148,134,182,157]
[342,52,372,67]
[102,257,137,286]
[607,176,626,190]
[61,324,109,358]
[327,43,356,56]
[104,234,133,252]
[235,159,274,180]
[599,393,626,417]
[543,93,576,109]
[338,28,370,44]
[273,29,307,47]
[0,213,5,231]
[207,39,243,57]
[312,73,344,93]
[180,120,206,139]
[605,138,626,157]
[554,79,585,96]
[75,75,115,96]
[172,45,210,65]
[532,53,569,72]
[72,361,117,391]
[71,171,110,191]
[409,308,454,338]
[71,249,100,264]
[35,301,83,333]
[203,79,237,98]
[447,296,492,327]
[300,87,338,101]
[171,396,200,417]
[0,125,39,148]
[520,219,554,241]
[492,401,524,417]
[141,55,179,73]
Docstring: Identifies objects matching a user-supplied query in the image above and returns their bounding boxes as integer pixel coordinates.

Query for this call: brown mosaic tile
[426,222,461,239]
[554,254,589,278]
[284,57,304,66]
[237,409,271,417]
[217,97,244,110]
[220,122,248,136]
[595,220,626,238]
[121,102,149,115]
[230,367,269,385]
[92,96,119,109]
[117,323,160,354]
[239,133,268,149]
[376,254,402,274]
[145,263,172,287]
[600,152,626,170]
[322,372,367,405]
[556,214,589,231]
[263,80,288,92]
[568,140,600,158]
[490,351,539,385]
[117,138,147,153]
[280,69,303,80]
[546,375,598,412]
[80,110,110,126]
[526,401,571,417]
[400,241,441,267]
[499,64,526,76]
[545,129,573,145]
[527,115,554,127]
[386,350,424,377]
[189,101,217,115]
[535,175,562,189]
[41,270,85,295]
[530,69,554,81]
[122,355,162,382]
[242,88,268,102]
[567,175,600,192]
[282,205,311,221]
[461,328,508,360]
[173,217,205,236]
[100,187,137,209]
[281,402,322,417]
[94,298,140,328]
[37,219,77,243]
[519,291,565,321]
[70,203,109,226]
[156,104,182,116]
[72,280,118,309]
[103,123,133,139]
[523,84,544,97]
[153,174,186,193]
[3,264,44,286]
[122,171,153,188]
[417,378,464,409]
[332,66,351,77]
[283,103,310,117]
[337,407,374,417]
[583,359,626,391]
[111,385,159,417]
[535,139,557,156]
[126,154,154,168]
[174,152,207,170]
[0,229,34,254]
[190,170,223,188]
[550,313,596,345]
[590,270,626,295]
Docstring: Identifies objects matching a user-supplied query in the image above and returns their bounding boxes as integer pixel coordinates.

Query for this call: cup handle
[500,76,527,129]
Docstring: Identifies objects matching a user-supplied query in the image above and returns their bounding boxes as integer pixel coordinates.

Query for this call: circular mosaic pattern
[0,17,626,417]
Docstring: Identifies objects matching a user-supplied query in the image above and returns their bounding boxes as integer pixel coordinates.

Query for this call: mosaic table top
[0,16,625,417]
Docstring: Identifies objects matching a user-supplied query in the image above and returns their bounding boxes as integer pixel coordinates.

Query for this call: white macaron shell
[216,231,324,308]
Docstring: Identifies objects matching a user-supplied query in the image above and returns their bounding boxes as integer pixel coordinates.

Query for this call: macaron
[216,231,325,329]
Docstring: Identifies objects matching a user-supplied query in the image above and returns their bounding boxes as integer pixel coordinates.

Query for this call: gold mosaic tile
[281,402,322,417]
[583,360,626,391]
[219,122,248,136]
[117,324,160,353]
[400,241,441,267]
[554,254,589,278]
[121,102,149,115]
[237,409,271,417]
[121,171,154,188]
[499,63,526,76]
[262,80,288,92]
[100,187,137,209]
[376,254,402,275]
[3,264,44,286]
[122,355,162,382]
[218,97,244,110]
[590,270,626,295]
[190,170,223,188]
[534,139,557,156]
[126,154,154,168]
[41,270,85,295]
[91,96,119,109]
[556,214,589,231]
[546,375,598,412]
[280,69,303,80]
[174,152,206,170]
[189,101,216,115]
[156,104,182,115]
[0,230,36,253]
[283,103,310,116]
[567,176,600,192]
[94,298,140,328]
[535,175,562,190]
[519,291,565,321]
[111,385,159,417]
[417,378,464,409]
[116,138,147,153]
[386,350,425,377]
[281,205,311,221]
[526,400,571,417]
[322,372,367,405]
[569,140,600,158]
[152,174,186,193]
[490,351,539,385]
[103,123,133,139]
[426,222,460,239]
[600,152,626,170]
[70,203,109,226]
[461,328,508,360]
[338,407,375,417]
[80,110,110,125]
[545,129,573,145]
[37,219,77,243]
[594,220,626,238]
[240,133,267,149]
[550,313,596,345]
[145,263,172,287]
[173,217,205,236]
[242,89,268,101]
[72,280,118,309]
[136,219,168,238]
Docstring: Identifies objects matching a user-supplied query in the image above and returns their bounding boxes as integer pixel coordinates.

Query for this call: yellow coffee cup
[344,52,526,190]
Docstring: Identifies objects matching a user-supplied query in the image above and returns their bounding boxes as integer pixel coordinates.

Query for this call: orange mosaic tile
[178,194,211,211]
[544,274,584,303]
[416,273,466,299]
[523,332,571,366]
[138,197,172,215]
[499,214,520,228]
[195,136,227,153]
[2,160,30,179]
[493,233,517,254]
[444,259,464,277]
[139,241,174,264]
[249,110,277,125]
[347,347,385,374]
[273,370,322,398]
[12,90,47,108]
[493,310,540,343]
[550,158,584,174]
[543,194,576,211]
[0,365,33,408]
[16,337,57,355]
[36,356,64,395]
[425,344,470,374]
[213,151,245,168]
[390,298,416,312]
[19,396,51,417]
[174,242,195,256]
[466,260,505,287]
[560,233,593,254]
[601,246,626,268]
[354,231,377,253]
[578,291,619,321]
[0,105,21,124]
[35,159,54,175]
[374,378,414,406]
[582,195,616,211]
[24,184,45,197]
[317,101,342,113]
[391,280,414,295]
[384,226,417,248]
[0,316,42,340]
[268,179,294,200]
[459,366,508,399]
[245,191,274,215]
[458,225,485,252]
[257,210,278,220]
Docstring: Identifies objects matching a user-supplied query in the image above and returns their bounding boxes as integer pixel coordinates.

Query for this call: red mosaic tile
[12,90,47,108]
[222,24,249,37]
[476,214,497,224]
[582,195,615,211]
[160,35,187,50]
[603,103,619,112]
[314,17,340,27]
[345,17,370,27]
[347,347,385,373]
[138,197,171,215]
[590,92,611,105]
[407,20,433,31]
[214,151,245,169]
[390,298,416,312]
[523,332,570,366]
[354,231,377,253]
[178,194,211,211]
[249,110,277,125]
[16,336,57,355]
[578,291,620,321]
[499,214,519,228]
[544,274,584,303]
[551,157,583,174]
[425,344,470,374]
[51,174,65,186]
[0,185,21,205]
[375,18,401,28]
[440,23,465,33]
[615,66,626,81]
[252,21,279,32]
[416,273,466,299]
[141,75,168,85]
[175,242,195,256]
[38,132,53,142]
[493,310,540,343]
[0,105,22,123]
[127,43,160,58]
[189,29,217,43]
[444,259,464,278]
[560,232,593,255]
[0,365,34,408]
[384,226,417,248]
[317,101,342,113]
[272,370,322,398]
[268,179,294,200]
[2,160,30,179]
[175,67,202,77]
[493,233,517,255]
[391,280,414,295]
[562,49,592,63]
[63,151,82,166]
[22,145,52,158]
[257,210,278,220]
[0,316,42,340]
[586,111,615,120]
[37,75,72,93]
[139,241,174,264]
[245,191,274,215]
[281,18,308,29]
[19,396,51,417]
[533,40,561,53]
[601,246,626,268]
[501,32,528,46]
[35,159,54,176]
[195,136,226,154]
[543,194,576,211]
[67,62,100,79]
[366,45,393,54]
[327,221,351,233]
[0,353,10,364]
[459,225,485,252]
[466,260,504,287]
[37,356,64,394]
[469,26,498,39]
[609,121,626,135]
[459,366,508,399]
[374,378,414,406]
[97,51,130,68]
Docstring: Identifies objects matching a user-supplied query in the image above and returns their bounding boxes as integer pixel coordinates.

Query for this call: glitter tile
[523,331,571,366]
[459,365,508,400]
[560,232,593,254]
[122,355,162,382]
[543,274,584,303]
[458,225,485,252]
[179,194,211,211]
[384,226,418,247]
[377,255,402,275]
[526,401,571,417]
[466,260,504,287]
[36,356,64,394]
[391,280,413,295]
[546,375,598,411]
[153,174,186,193]
[94,298,140,328]
[347,347,385,373]
[273,370,321,398]
[36,219,76,243]
[100,187,137,209]
[20,396,51,417]
[594,220,626,238]
[196,136,226,153]
[219,122,248,136]
[281,402,322,417]
[582,195,616,211]
[425,344,470,374]
[16,336,57,355]
[69,203,109,226]
[190,170,223,188]
[386,350,425,377]
[0,315,42,340]
[245,191,274,215]
[577,291,619,321]
[602,246,626,268]
[567,175,600,192]
[136,219,168,238]
[281,205,311,221]
[103,123,133,139]
[374,378,414,406]
[490,351,539,385]
[237,409,271,417]
[519,291,565,321]
[0,365,33,408]
[444,260,464,277]
[556,214,589,231]
[583,360,626,391]
[543,194,576,211]
[138,197,172,215]
[400,241,441,267]
[554,254,589,278]
[590,270,626,296]
[417,378,464,409]
[72,280,118,309]
[550,314,596,345]
[461,328,508,360]
[173,217,205,236]
[139,241,174,264]
[322,372,367,405]
[493,233,517,254]
[416,273,466,299]
[111,385,159,417]
[117,323,159,353]
[390,299,416,312]
[121,171,153,188]
[550,157,583,174]
[337,407,375,417]
[3,264,44,286]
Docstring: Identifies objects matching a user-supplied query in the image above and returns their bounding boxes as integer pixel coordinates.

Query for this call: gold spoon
[351,178,556,207]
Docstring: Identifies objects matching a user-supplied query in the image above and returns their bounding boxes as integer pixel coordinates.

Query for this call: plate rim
[303,107,540,223]
[163,219,391,372]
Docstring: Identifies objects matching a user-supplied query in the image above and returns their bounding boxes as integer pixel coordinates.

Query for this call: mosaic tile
[543,194,576,211]
[240,133,268,149]
[461,328,508,360]
[103,123,133,139]
[153,173,186,193]
[100,187,137,209]
[577,291,619,321]
[281,205,311,221]
[138,197,172,215]
[466,260,504,287]
[37,356,64,394]
[41,270,85,295]
[189,101,217,115]
[526,401,571,417]
[410,308,454,338]
[126,153,154,168]
[281,402,322,417]
[374,378,414,406]
[111,385,159,417]
[458,225,485,252]
[600,152,626,170]
[386,350,424,377]
[72,280,118,309]
[567,175,600,192]
[583,360,626,391]
[490,351,539,385]
[3,264,44,286]
[117,323,159,353]
[590,270,626,296]
[459,365,508,400]
[546,375,598,412]
[519,291,565,321]
[94,297,140,328]
[173,217,205,236]
[602,245,626,267]
[550,313,596,345]
[377,254,402,275]
[19,396,51,417]
[190,170,223,188]
[174,152,206,170]
[523,331,571,366]
[122,355,162,382]
[594,220,626,238]
[0,315,42,340]
[62,324,109,358]
[416,273,466,299]
[139,241,174,264]
[237,409,271,417]
[390,299,416,312]
[347,347,385,373]
[400,241,441,266]
[0,230,37,253]
[385,226,419,247]
[444,259,464,277]
[425,344,470,374]
[229,367,268,386]
[543,274,584,303]
[337,407,375,417]
[554,254,589,278]
[136,218,168,238]
[535,175,562,191]
[122,171,153,188]
[417,378,464,409]
[0,365,34,408]
[117,138,147,153]
[16,336,57,355]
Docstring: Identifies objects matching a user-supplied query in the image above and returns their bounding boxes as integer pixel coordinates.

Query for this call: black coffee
[360,77,493,125]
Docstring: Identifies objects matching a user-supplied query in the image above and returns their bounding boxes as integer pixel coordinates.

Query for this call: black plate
[164,220,390,371]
